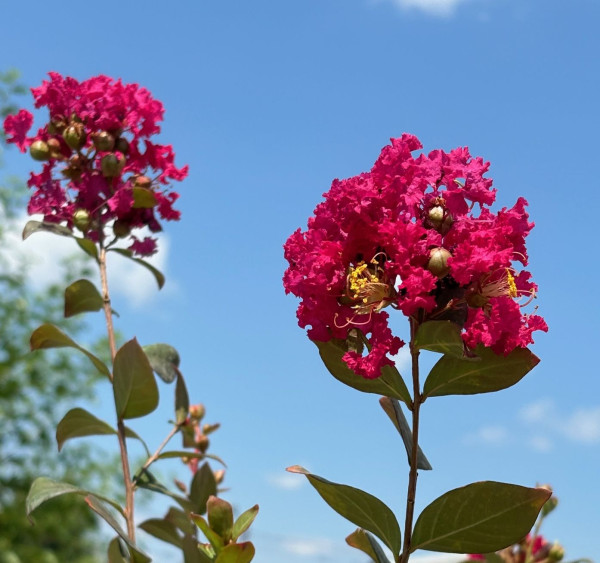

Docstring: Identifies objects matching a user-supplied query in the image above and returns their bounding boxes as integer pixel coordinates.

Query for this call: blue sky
[2,0,599,561]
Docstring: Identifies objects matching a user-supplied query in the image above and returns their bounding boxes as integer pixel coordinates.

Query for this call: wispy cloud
[375,0,475,17]
[562,407,600,444]
[267,472,305,491]
[464,424,508,446]
[2,213,173,307]
[281,537,336,557]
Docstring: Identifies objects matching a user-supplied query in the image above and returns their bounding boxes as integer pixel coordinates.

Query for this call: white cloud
[391,345,412,373]
[375,0,474,17]
[281,537,336,557]
[519,398,556,423]
[2,213,173,307]
[267,472,305,490]
[528,435,553,453]
[464,424,508,446]
[562,407,600,444]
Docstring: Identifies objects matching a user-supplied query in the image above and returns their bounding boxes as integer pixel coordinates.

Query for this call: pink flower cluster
[3,73,188,256]
[468,533,563,562]
[283,134,547,379]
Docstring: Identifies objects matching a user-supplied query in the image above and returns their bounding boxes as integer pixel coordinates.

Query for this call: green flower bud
[548,542,565,561]
[189,404,206,420]
[428,205,445,225]
[63,123,87,150]
[195,435,210,453]
[73,209,91,232]
[427,247,452,278]
[47,138,63,159]
[29,140,51,161]
[101,153,126,178]
[115,137,130,154]
[92,131,115,151]
[134,175,152,188]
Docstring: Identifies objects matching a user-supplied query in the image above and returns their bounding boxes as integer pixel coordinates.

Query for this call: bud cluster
[3,73,188,256]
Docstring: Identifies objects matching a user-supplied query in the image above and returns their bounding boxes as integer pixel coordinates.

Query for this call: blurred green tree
[0,69,108,563]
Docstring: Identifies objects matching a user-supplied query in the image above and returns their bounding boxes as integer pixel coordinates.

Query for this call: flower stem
[138,421,184,475]
[399,318,423,563]
[99,247,136,542]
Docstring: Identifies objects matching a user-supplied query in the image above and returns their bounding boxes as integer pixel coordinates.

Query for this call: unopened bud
[189,404,206,420]
[49,115,67,134]
[134,175,152,188]
[73,209,91,232]
[115,137,130,154]
[195,435,210,453]
[47,138,63,159]
[113,220,131,238]
[548,542,565,561]
[203,422,221,435]
[29,140,51,161]
[101,153,126,178]
[428,205,445,225]
[63,123,87,150]
[92,131,115,152]
[427,247,451,279]
[213,469,225,484]
[174,479,187,493]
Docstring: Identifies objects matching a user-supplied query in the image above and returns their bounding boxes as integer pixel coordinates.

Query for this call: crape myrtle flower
[283,134,547,379]
[3,73,188,256]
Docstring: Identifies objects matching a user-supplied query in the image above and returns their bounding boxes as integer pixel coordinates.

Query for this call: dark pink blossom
[3,109,33,152]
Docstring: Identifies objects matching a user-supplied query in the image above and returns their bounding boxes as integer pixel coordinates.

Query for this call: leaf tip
[286,465,308,475]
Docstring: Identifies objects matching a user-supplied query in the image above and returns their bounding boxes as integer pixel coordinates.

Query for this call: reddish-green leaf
[107,537,128,563]
[30,323,110,377]
[379,397,432,470]
[231,504,259,541]
[113,338,159,419]
[423,345,540,398]
[56,407,116,451]
[190,463,217,514]
[414,321,465,357]
[215,543,255,563]
[22,219,73,240]
[192,513,225,552]
[183,533,212,563]
[64,279,104,318]
[314,339,412,407]
[109,247,165,289]
[411,481,552,553]
[207,496,234,543]
[346,528,391,563]
[175,370,190,424]
[287,466,401,556]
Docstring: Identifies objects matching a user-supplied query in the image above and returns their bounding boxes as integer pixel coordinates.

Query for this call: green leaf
[182,533,211,563]
[56,407,116,452]
[107,537,128,563]
[215,543,255,563]
[143,342,181,383]
[314,339,412,407]
[84,495,151,562]
[191,513,225,552]
[231,505,259,541]
[207,496,234,543]
[22,220,74,240]
[378,397,432,470]
[132,187,158,208]
[175,370,190,424]
[345,528,391,563]
[113,338,159,419]
[26,477,125,519]
[165,507,197,536]
[423,345,540,398]
[64,279,104,318]
[414,320,465,357]
[30,323,110,377]
[139,517,183,548]
[286,466,401,556]
[109,247,165,289]
[123,426,151,456]
[75,236,99,259]
[134,469,195,512]
[410,481,552,553]
[190,463,218,514]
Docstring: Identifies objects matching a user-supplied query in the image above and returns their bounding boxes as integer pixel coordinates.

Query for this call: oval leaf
[191,513,225,551]
[215,543,255,563]
[56,407,116,451]
[190,463,218,514]
[109,247,165,289]
[22,219,74,240]
[423,345,540,398]
[30,323,110,377]
[286,466,401,556]
[113,338,159,419]
[207,496,234,543]
[75,237,99,259]
[132,187,158,208]
[232,504,259,541]
[346,528,391,563]
[64,279,104,318]
[314,339,412,407]
[143,343,181,383]
[175,370,190,423]
[411,481,552,554]
[139,518,183,548]
[379,397,432,470]
[107,537,128,563]
[414,321,465,357]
